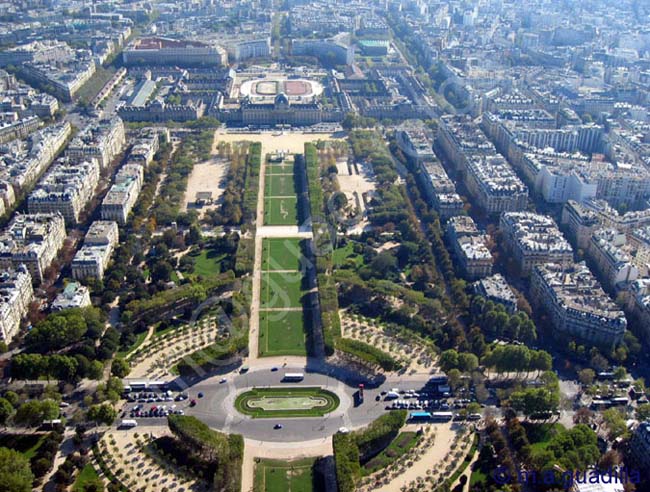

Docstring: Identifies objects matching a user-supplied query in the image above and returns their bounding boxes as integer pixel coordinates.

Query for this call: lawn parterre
[261,238,305,271]
[260,271,307,309]
[258,310,308,356]
[254,457,318,492]
[264,197,300,225]
[235,387,339,418]
[265,173,297,198]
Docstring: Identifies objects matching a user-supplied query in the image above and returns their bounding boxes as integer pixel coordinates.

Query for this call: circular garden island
[235,387,340,418]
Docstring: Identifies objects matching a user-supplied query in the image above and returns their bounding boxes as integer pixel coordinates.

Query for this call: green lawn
[261,238,305,271]
[259,310,308,356]
[117,330,147,359]
[362,432,420,475]
[332,242,364,268]
[72,463,100,492]
[0,434,46,459]
[524,422,565,453]
[236,387,339,418]
[266,164,295,175]
[192,249,227,277]
[265,173,296,197]
[260,271,307,309]
[254,457,317,492]
[264,197,299,226]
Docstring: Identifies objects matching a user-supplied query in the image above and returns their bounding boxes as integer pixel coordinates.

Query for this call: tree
[578,368,596,386]
[574,407,595,425]
[87,361,105,380]
[439,349,459,372]
[0,447,34,492]
[111,358,130,378]
[0,398,13,425]
[87,404,117,426]
[510,387,559,417]
[602,408,629,440]
[636,403,650,422]
[613,367,627,381]
[14,399,58,427]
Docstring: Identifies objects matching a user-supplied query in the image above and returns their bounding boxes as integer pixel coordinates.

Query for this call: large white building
[0,212,67,284]
[530,262,627,347]
[66,117,125,170]
[500,212,574,275]
[123,38,227,67]
[0,266,33,344]
[27,158,100,224]
[71,221,118,282]
[225,38,271,61]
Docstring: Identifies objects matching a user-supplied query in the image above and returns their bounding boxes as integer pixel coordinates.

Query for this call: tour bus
[430,412,454,422]
[283,372,305,382]
[428,374,448,386]
[120,419,138,429]
[409,411,432,422]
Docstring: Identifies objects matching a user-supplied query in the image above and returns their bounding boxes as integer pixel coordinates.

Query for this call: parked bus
[409,411,432,422]
[283,373,304,382]
[430,412,454,422]
[120,419,138,428]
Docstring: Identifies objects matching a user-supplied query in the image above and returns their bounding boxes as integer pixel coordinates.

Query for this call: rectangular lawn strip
[264,197,300,225]
[254,457,317,492]
[260,271,306,309]
[361,432,420,475]
[261,238,305,271]
[266,164,295,175]
[265,173,296,197]
[258,309,307,356]
[0,433,47,459]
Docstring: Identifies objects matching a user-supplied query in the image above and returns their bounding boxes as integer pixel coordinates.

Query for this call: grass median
[235,387,340,418]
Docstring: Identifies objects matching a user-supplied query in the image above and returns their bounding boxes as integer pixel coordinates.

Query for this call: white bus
[283,373,305,382]
[430,412,454,422]
[120,419,138,428]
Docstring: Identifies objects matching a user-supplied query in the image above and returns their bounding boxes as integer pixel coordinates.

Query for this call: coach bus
[283,373,305,382]
[409,411,432,422]
[430,412,454,422]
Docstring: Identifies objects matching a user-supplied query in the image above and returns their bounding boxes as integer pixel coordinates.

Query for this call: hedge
[167,415,243,492]
[336,338,402,372]
[333,410,407,492]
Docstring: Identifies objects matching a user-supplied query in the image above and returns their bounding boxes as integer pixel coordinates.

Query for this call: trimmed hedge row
[336,338,402,372]
[168,415,243,492]
[333,410,407,492]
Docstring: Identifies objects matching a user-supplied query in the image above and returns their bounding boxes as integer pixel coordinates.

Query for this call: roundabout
[235,387,340,418]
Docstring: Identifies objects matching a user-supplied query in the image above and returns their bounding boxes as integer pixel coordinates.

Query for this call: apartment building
[500,212,574,275]
[530,262,627,347]
[71,220,118,281]
[0,212,66,284]
[445,215,493,280]
[66,117,125,169]
[0,265,33,344]
[27,158,100,224]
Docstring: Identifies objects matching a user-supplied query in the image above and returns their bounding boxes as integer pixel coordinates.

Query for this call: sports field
[259,310,307,356]
[262,238,306,271]
[254,457,318,492]
[264,197,300,226]
[260,271,306,309]
[265,173,296,197]
[235,387,339,417]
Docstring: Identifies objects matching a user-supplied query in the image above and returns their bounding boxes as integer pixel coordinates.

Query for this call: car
[338,427,350,434]
[375,395,381,401]
[274,424,283,429]
[198,392,204,398]
[219,378,227,384]
[189,399,197,407]
[271,367,278,372]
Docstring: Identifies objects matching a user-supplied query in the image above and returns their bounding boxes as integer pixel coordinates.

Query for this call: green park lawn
[265,173,296,197]
[362,432,420,475]
[332,241,364,268]
[72,464,100,492]
[235,387,339,418]
[266,164,295,175]
[264,197,300,226]
[192,249,227,277]
[258,310,308,356]
[261,238,305,271]
[260,271,307,309]
[0,433,47,459]
[254,457,317,492]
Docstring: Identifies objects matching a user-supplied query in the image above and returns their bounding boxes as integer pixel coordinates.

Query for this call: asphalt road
[122,363,434,442]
